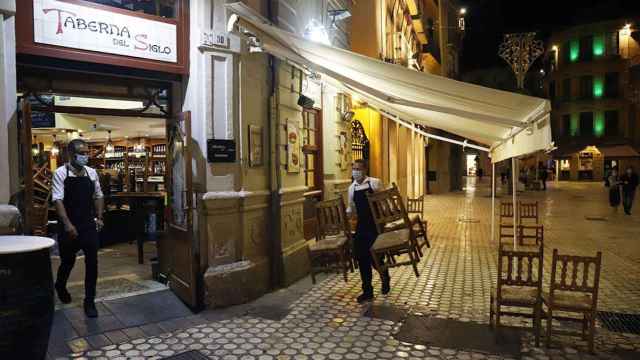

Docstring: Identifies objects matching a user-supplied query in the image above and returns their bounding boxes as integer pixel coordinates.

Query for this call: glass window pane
[85,0,178,18]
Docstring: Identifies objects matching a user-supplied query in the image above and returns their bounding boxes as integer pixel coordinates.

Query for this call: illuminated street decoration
[570,39,580,62]
[498,32,544,89]
[571,113,579,136]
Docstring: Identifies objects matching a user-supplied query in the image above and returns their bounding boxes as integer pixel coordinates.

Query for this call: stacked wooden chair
[308,197,354,284]
[499,201,516,242]
[542,250,602,353]
[406,195,430,256]
[366,184,421,277]
[519,201,539,225]
[31,164,53,236]
[490,242,544,346]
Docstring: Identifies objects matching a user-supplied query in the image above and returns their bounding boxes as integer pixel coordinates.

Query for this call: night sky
[460,0,640,73]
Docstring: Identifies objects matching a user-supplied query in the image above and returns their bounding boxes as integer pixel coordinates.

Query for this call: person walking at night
[607,168,621,212]
[52,139,104,317]
[620,166,639,215]
[477,168,483,181]
[347,159,390,303]
[538,161,548,190]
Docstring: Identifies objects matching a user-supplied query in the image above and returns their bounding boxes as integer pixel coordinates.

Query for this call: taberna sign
[33,0,177,63]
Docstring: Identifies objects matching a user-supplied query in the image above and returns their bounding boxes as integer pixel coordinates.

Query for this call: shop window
[579,75,593,100]
[562,114,571,137]
[562,78,572,101]
[604,72,619,98]
[594,112,605,137]
[580,36,593,62]
[606,32,619,56]
[605,110,619,136]
[579,112,594,136]
[84,0,178,19]
[593,34,605,57]
[593,76,604,99]
[302,109,322,192]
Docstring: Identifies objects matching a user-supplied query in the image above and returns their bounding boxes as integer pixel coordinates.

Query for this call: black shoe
[381,277,391,295]
[84,300,98,318]
[55,284,72,304]
[357,292,374,304]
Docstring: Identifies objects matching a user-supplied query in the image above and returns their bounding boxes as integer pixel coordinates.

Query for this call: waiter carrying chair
[52,139,104,317]
[347,159,390,303]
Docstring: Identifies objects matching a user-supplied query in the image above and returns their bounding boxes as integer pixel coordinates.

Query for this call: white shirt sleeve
[346,183,355,214]
[51,167,66,202]
[370,178,383,192]
[89,168,104,199]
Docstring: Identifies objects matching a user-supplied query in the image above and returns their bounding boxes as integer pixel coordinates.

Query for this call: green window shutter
[594,112,605,137]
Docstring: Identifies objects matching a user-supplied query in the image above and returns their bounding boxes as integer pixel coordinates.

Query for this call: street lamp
[498,32,544,90]
[460,8,467,15]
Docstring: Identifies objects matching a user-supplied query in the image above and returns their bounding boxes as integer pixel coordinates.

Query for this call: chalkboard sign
[207,139,236,163]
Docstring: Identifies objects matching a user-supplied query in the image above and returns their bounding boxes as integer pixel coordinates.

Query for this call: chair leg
[371,249,383,275]
[546,308,553,348]
[495,304,501,335]
[489,295,494,329]
[340,250,348,283]
[582,313,588,340]
[588,312,596,354]
[311,267,317,284]
[423,221,431,248]
[407,245,420,277]
[534,303,541,347]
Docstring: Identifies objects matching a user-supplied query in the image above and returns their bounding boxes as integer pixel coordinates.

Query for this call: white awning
[226,2,553,163]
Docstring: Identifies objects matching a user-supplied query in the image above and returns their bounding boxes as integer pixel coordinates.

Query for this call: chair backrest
[518,224,543,247]
[315,197,350,240]
[499,201,514,222]
[366,183,410,234]
[549,249,602,305]
[497,243,543,290]
[406,195,424,214]
[519,201,539,224]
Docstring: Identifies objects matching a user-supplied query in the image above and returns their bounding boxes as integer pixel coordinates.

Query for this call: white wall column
[0,12,16,203]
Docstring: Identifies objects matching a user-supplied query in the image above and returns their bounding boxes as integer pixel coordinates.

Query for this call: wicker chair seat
[372,228,410,250]
[309,235,348,252]
[542,291,593,311]
[492,285,538,305]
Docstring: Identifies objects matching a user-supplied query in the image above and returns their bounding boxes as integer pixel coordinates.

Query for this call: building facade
[350,0,466,196]
[545,19,640,181]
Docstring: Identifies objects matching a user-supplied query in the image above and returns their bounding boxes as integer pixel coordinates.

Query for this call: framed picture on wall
[248,125,263,167]
[287,120,301,173]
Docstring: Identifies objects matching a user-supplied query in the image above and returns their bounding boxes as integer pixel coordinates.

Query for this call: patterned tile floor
[60,179,640,360]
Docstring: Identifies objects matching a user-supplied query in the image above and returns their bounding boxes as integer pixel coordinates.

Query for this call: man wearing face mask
[52,139,104,317]
[620,166,639,215]
[347,159,389,303]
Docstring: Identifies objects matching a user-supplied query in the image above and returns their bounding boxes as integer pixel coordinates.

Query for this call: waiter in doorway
[52,139,104,317]
[347,159,390,303]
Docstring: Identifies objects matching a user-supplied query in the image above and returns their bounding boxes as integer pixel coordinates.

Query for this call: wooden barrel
[0,236,55,360]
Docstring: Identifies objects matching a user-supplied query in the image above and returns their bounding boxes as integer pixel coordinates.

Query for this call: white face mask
[352,170,364,181]
[74,154,89,167]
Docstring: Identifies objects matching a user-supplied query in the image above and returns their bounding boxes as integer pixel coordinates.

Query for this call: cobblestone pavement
[61,180,640,360]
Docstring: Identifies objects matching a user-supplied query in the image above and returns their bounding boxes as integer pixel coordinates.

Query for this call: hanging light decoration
[32,135,40,156]
[51,134,60,156]
[105,130,114,156]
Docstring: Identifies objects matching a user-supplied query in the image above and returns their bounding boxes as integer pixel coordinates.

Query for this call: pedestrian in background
[477,168,483,181]
[620,166,639,215]
[607,168,621,212]
[538,161,548,190]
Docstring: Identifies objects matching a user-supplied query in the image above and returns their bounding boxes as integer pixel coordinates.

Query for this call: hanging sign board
[33,0,178,63]
[207,139,236,163]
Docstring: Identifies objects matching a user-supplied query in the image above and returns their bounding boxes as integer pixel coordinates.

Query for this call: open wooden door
[18,99,34,234]
[166,111,199,309]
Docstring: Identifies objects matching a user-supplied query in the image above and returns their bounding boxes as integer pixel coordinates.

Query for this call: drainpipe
[267,1,284,289]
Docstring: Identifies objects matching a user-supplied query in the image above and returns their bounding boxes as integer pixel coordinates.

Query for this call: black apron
[353,181,378,256]
[62,165,96,230]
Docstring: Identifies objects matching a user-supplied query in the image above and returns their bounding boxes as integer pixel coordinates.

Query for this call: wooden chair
[31,165,53,236]
[366,184,420,277]
[519,201,539,224]
[490,243,544,346]
[518,224,543,248]
[542,250,602,353]
[406,195,430,255]
[308,197,353,284]
[499,201,516,242]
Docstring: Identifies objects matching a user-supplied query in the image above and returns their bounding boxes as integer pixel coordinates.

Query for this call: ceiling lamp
[32,135,39,156]
[105,130,114,155]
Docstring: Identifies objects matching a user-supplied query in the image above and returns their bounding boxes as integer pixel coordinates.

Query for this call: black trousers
[355,229,389,294]
[56,226,99,301]
[623,190,636,214]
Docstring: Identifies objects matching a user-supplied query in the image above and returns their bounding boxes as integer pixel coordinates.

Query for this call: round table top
[0,236,55,255]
